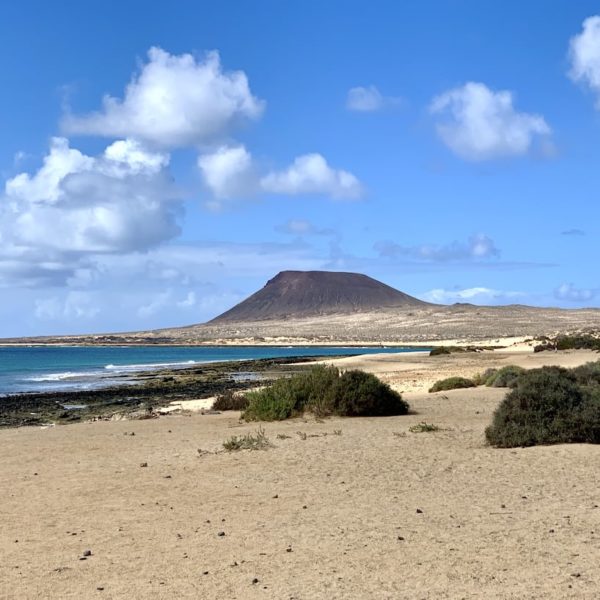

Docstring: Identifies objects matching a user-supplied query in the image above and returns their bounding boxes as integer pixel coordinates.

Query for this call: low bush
[534,334,600,353]
[429,376,476,393]
[212,389,250,411]
[328,370,409,417]
[572,361,600,387]
[241,365,408,421]
[485,366,600,447]
[429,346,464,356]
[555,335,600,351]
[430,346,451,356]
[472,368,499,386]
[222,426,272,451]
[486,365,525,388]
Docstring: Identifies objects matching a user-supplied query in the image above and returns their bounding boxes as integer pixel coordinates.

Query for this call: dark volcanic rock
[211,270,430,323]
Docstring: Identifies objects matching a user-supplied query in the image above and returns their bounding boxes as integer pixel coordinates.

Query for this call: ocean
[0,345,426,396]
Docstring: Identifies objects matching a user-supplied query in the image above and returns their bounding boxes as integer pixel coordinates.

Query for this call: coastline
[0,337,537,429]
[0,355,327,429]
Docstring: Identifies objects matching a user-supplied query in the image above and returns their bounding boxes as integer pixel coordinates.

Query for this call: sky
[1,0,600,336]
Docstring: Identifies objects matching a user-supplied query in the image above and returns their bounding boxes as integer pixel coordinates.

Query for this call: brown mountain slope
[210,270,431,323]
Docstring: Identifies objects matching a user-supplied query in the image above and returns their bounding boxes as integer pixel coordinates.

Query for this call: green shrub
[242,381,303,421]
[472,368,499,386]
[429,376,476,393]
[486,365,525,388]
[533,342,555,353]
[212,389,250,411]
[572,361,600,387]
[555,335,600,351]
[429,346,451,356]
[241,365,408,421]
[327,370,409,417]
[429,346,467,356]
[534,334,600,352]
[485,366,600,447]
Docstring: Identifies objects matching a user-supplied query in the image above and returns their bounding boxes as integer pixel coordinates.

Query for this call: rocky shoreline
[0,355,330,429]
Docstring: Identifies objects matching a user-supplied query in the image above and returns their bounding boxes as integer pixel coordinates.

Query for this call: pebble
[416,508,423,514]
[83,550,92,557]
[252,578,259,584]
[217,531,225,537]
[140,462,148,468]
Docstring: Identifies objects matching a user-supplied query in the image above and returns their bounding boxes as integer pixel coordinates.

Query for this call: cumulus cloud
[375,233,499,262]
[554,283,596,302]
[0,137,181,286]
[568,16,600,107]
[430,82,551,160]
[422,287,526,305]
[197,149,364,204]
[346,86,402,112]
[63,47,265,148]
[260,154,363,199]
[197,145,257,203]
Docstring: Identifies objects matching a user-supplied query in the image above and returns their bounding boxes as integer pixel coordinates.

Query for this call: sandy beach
[1,348,599,599]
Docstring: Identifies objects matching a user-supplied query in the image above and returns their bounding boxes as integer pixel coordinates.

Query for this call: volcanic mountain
[210,270,431,323]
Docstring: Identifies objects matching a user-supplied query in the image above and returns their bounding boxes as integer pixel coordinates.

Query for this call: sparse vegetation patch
[409,422,441,433]
[222,427,272,451]
[429,376,476,393]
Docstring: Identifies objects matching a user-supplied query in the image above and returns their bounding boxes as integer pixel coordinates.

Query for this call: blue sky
[1,0,600,336]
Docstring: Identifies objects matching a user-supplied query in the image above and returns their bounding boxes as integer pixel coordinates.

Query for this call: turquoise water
[0,345,426,395]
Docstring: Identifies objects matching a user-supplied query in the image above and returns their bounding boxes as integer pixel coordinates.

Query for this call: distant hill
[210,270,431,323]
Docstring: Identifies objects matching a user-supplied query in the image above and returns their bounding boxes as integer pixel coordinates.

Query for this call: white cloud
[430,82,550,160]
[63,47,265,148]
[34,291,100,320]
[554,283,596,302]
[0,137,181,286]
[422,287,526,305]
[346,85,402,112]
[197,145,257,202]
[568,16,600,107]
[177,291,197,308]
[103,138,170,174]
[375,233,499,262]
[260,154,363,199]
[197,149,364,204]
